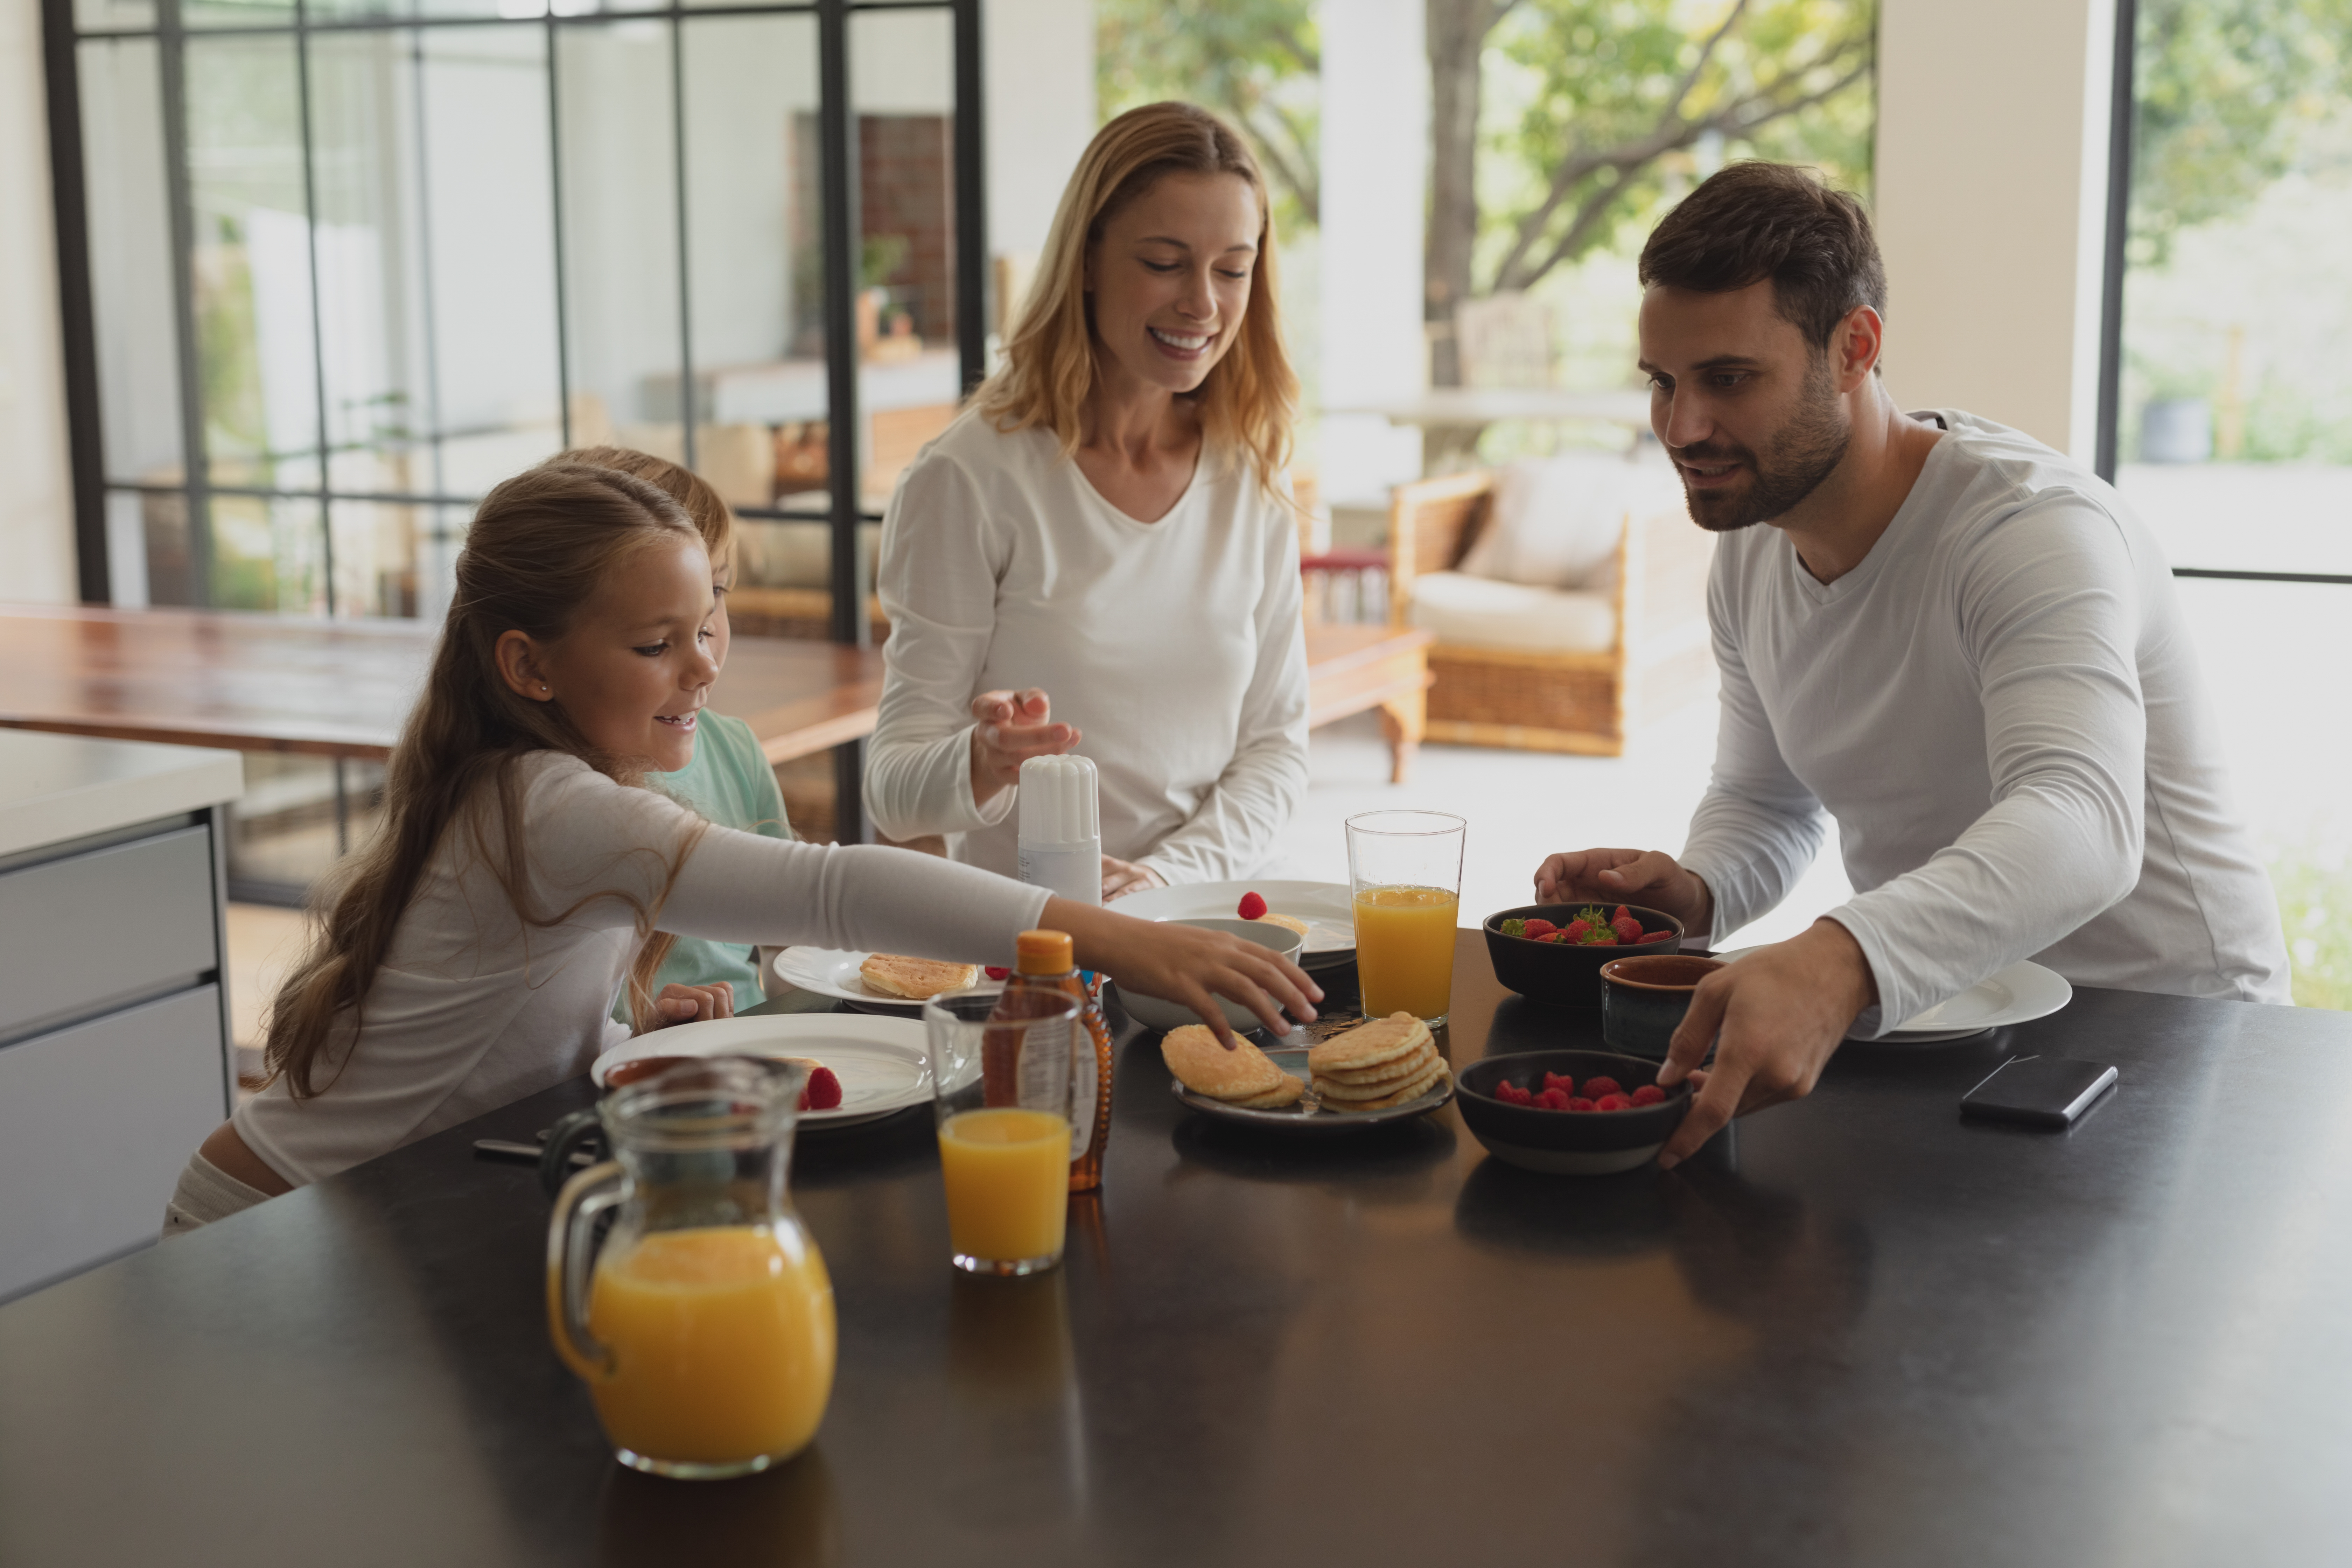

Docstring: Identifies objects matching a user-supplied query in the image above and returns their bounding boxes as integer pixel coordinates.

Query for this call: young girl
[166,463,1316,1229]
[554,446,788,1022]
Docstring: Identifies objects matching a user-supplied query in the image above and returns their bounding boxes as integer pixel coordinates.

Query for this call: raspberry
[1582,1076,1623,1100]
[1566,1097,1596,1112]
[1543,1071,1576,1095]
[1237,891,1268,920]
[1638,927,1674,944]
[1563,918,1591,941]
[798,1066,843,1112]
[1630,1084,1666,1107]
[1538,1087,1572,1111]
[983,965,1010,981]
[1521,918,1558,939]
[1610,915,1642,943]
[1496,1082,1533,1105]
[1596,1093,1633,1111]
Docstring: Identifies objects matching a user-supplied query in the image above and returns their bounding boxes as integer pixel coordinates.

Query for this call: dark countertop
[5,933,2352,1566]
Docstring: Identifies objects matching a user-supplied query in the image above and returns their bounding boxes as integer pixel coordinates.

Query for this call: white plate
[592,1013,933,1128]
[769,947,993,1012]
[1111,879,1358,967]
[1715,949,2073,1041]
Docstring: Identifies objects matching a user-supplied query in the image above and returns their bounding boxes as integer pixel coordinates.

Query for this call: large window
[2102,0,2352,1003]
[52,0,985,635]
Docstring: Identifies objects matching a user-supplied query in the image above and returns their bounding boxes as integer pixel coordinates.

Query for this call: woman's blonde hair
[974,101,1298,491]
[551,446,735,578]
[262,464,711,1098]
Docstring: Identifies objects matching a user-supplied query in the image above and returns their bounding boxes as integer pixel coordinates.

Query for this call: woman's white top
[1680,410,2290,1033]
[233,752,1048,1185]
[865,409,1311,884]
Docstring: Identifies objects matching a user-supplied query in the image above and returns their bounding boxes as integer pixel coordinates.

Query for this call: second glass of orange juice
[1346,811,1467,1024]
[924,987,1078,1276]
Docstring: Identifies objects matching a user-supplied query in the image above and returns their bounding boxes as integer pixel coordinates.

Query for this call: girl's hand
[1042,897,1321,1046]
[968,689,1080,807]
[1101,855,1165,901]
[651,981,736,1027]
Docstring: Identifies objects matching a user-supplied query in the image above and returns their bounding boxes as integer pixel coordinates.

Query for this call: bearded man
[1533,162,2288,1167]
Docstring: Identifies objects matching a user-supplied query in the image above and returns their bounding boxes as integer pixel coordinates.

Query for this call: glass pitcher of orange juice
[546,1057,835,1479]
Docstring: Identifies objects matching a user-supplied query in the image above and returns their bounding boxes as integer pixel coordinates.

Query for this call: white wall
[1874,0,2117,461]
[0,0,80,604]
[1317,0,1426,505]
[983,0,1096,265]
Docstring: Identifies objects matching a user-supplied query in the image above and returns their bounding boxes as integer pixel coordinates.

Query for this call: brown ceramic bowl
[1598,954,1726,1058]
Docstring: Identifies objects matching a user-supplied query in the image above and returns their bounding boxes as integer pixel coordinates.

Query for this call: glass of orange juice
[1346,809,1467,1025]
[924,987,1077,1276]
[546,1057,836,1479]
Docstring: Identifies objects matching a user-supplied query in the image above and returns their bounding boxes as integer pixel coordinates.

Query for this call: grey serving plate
[1170,1046,1454,1135]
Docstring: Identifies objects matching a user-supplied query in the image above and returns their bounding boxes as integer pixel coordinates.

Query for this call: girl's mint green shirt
[614,711,793,1023]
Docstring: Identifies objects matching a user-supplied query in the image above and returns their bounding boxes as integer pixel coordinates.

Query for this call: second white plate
[592,1013,932,1127]
[1111,879,1358,967]
[1715,950,2073,1041]
[769,947,992,1012]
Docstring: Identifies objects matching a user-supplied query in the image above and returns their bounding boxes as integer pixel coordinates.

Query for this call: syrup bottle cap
[1014,929,1076,975]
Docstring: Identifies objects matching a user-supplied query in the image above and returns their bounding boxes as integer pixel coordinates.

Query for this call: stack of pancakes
[1308,1013,1447,1111]
[1161,1024,1307,1110]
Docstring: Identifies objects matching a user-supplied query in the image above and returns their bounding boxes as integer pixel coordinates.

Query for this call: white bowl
[1112,916,1307,1035]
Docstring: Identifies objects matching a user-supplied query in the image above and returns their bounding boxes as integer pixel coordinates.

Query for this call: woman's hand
[651,981,736,1027]
[968,689,1081,808]
[1533,847,1714,936]
[1043,896,1321,1046]
[1101,855,1165,901]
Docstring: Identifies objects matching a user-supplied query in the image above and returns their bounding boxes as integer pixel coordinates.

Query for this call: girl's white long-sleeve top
[233,751,1048,1185]
[1680,410,2289,1033]
[864,410,1311,884]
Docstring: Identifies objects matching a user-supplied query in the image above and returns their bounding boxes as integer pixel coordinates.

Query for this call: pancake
[1308,1013,1433,1076]
[1161,1024,1286,1102]
[858,953,981,999]
[1315,1061,1448,1112]
[1314,1056,1447,1101]
[1227,1074,1307,1111]
[1252,911,1312,941]
[1317,1041,1439,1088]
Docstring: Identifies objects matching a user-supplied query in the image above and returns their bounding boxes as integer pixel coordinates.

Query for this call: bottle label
[1068,1016,1098,1162]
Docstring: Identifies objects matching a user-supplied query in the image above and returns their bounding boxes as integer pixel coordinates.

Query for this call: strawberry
[1637,928,1674,944]
[1563,918,1591,941]
[1582,1076,1623,1100]
[1595,1093,1633,1112]
[1566,1096,1596,1113]
[1613,905,1631,924]
[1610,915,1642,943]
[1237,890,1268,920]
[983,965,1010,981]
[1521,918,1558,939]
[798,1066,843,1112]
[1588,933,1618,946]
[1538,1087,1573,1111]
[1542,1071,1576,1096]
[1630,1084,1666,1107]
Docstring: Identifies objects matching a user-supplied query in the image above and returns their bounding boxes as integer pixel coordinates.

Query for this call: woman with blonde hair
[865,101,1309,898]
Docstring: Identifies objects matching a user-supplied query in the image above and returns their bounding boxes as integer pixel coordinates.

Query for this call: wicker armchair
[1386,468,1715,756]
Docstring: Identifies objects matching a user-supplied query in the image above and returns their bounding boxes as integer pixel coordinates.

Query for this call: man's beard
[1674,360,1851,533]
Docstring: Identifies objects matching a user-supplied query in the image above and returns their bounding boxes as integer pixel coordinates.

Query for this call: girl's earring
[539,683,552,698]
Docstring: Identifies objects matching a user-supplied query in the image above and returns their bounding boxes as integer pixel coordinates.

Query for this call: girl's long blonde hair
[551,445,735,572]
[974,100,1298,491]
[262,464,710,1098]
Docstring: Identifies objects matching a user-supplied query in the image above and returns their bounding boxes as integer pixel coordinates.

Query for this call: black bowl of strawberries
[1482,902,1683,1010]
[1456,1050,1692,1176]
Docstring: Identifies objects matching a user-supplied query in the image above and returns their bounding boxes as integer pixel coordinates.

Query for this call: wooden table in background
[0,604,886,766]
[1303,621,1435,784]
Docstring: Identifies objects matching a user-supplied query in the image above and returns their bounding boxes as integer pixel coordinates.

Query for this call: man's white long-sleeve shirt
[1679,410,2289,1032]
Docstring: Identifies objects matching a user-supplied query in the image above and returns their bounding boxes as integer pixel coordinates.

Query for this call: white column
[1317,0,1426,505]
[1874,0,2118,462]
[0,0,80,604]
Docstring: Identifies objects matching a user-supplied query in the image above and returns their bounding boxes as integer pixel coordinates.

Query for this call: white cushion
[1407,570,1616,654]
[1457,453,1645,591]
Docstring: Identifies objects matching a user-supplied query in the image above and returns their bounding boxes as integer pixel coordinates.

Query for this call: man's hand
[1101,855,1165,901]
[1654,918,1877,1168]
[1533,847,1714,935]
[968,689,1080,807]
[651,981,736,1027]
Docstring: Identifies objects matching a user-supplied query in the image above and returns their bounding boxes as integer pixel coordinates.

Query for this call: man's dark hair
[1638,162,1885,357]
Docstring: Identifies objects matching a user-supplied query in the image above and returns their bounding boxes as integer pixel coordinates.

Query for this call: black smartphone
[1960,1055,2119,1129]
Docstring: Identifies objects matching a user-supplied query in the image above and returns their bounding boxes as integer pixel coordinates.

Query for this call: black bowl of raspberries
[1456,1050,1692,1175]
[1482,902,1684,1009]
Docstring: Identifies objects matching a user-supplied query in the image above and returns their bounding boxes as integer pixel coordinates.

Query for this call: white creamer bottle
[1016,754,1101,906]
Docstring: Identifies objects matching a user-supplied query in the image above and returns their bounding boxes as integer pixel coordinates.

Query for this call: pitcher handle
[539,1107,603,1200]
[545,1160,624,1383]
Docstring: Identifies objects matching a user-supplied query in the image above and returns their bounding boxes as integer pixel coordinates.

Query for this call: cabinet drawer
[0,826,218,1039]
[0,986,226,1302]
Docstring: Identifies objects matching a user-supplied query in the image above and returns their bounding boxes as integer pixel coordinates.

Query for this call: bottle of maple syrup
[990,929,1114,1191]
